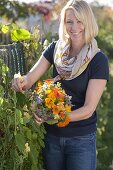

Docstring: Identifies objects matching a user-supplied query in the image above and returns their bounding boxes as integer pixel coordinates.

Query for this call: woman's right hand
[12,74,28,92]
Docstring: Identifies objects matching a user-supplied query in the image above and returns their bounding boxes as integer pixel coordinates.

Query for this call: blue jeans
[42,132,96,170]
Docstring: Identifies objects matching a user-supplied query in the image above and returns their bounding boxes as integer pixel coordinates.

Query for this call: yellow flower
[46,89,52,94]
[45,98,54,108]
[47,92,56,102]
[65,104,71,112]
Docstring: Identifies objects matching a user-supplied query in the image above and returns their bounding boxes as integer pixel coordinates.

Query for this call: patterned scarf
[53,38,100,81]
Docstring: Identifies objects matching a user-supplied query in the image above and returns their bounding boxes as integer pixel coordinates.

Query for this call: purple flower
[36,96,43,104]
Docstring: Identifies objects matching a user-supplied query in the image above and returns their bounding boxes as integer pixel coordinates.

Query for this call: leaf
[16,92,29,107]
[2,65,9,72]
[15,109,23,125]
[31,164,38,170]
[1,25,9,34]
[46,119,58,125]
[29,143,39,165]
[11,23,19,30]
[0,97,3,106]
[11,29,31,41]
[0,85,4,96]
[40,124,46,134]
[38,138,45,148]
[26,129,32,140]
[15,133,25,152]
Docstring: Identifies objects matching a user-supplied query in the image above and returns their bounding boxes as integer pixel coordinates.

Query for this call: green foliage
[0,22,54,169]
[0,23,52,79]
[11,29,31,41]
[0,59,46,170]
[97,73,113,170]
[93,6,113,59]
[92,6,113,169]
[0,0,29,22]
[1,23,31,42]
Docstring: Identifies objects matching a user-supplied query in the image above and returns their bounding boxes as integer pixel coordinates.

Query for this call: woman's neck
[70,41,85,56]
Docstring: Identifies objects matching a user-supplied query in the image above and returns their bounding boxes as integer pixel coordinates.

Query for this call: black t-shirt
[42,41,109,137]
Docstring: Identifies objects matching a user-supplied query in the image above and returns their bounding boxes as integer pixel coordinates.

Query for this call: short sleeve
[90,52,109,80]
[42,41,56,64]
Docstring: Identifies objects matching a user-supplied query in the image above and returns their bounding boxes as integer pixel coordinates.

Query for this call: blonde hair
[59,0,98,44]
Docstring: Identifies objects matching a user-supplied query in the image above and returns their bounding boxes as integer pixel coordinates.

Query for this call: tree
[0,0,29,22]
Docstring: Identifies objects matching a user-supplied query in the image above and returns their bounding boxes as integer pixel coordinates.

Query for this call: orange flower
[57,103,65,111]
[53,88,60,98]
[59,111,65,118]
[57,116,71,127]
[44,79,53,84]
[59,94,65,102]
[52,105,60,115]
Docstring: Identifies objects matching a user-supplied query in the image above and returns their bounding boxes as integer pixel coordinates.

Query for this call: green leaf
[38,138,45,148]
[29,143,39,165]
[40,124,46,134]
[1,25,9,34]
[15,109,23,125]
[32,133,37,140]
[11,29,31,41]
[16,92,29,107]
[11,23,19,30]
[0,97,3,106]
[26,129,32,140]
[2,65,9,72]
[31,164,38,170]
[15,133,25,152]
[0,85,4,97]
[46,119,58,125]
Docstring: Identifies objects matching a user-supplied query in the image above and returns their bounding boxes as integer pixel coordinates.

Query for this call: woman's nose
[70,22,78,31]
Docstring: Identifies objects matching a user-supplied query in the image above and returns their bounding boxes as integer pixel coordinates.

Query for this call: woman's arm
[69,79,107,122]
[26,56,51,89]
[12,56,51,92]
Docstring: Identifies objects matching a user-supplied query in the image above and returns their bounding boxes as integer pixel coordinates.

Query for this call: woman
[12,0,109,170]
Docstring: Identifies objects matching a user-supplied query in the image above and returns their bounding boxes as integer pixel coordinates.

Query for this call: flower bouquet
[32,79,72,127]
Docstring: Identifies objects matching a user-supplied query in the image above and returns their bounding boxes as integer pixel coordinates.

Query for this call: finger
[33,114,44,122]
[12,78,23,92]
[34,114,41,121]
[33,113,40,120]
[11,79,17,91]
[21,81,27,90]
[35,118,42,125]
[16,78,23,91]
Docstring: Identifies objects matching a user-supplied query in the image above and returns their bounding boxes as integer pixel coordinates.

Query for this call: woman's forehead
[65,9,78,19]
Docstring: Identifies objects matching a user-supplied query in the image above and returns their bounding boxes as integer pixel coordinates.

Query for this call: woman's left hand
[33,113,45,125]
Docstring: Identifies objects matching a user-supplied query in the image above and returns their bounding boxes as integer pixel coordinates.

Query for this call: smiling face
[65,9,85,44]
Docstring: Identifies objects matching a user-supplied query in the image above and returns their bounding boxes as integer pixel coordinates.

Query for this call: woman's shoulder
[48,41,57,49]
[91,51,109,66]
[89,51,109,80]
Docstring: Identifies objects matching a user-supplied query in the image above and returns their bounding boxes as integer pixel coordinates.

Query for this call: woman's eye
[66,21,73,24]
[77,20,81,23]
